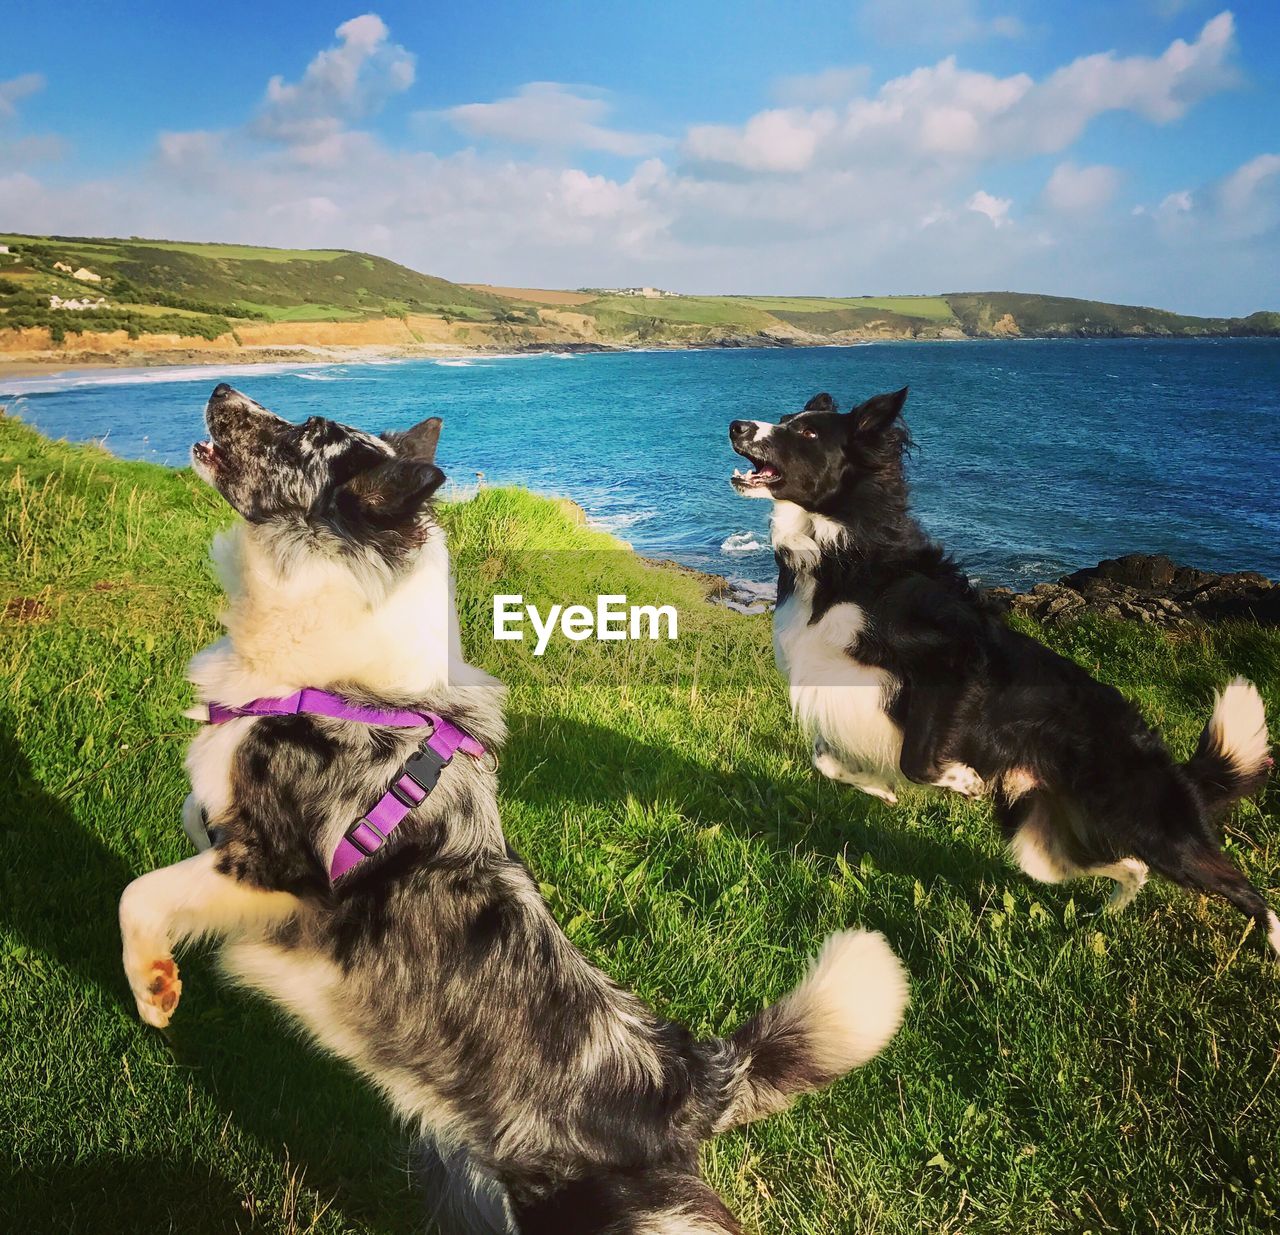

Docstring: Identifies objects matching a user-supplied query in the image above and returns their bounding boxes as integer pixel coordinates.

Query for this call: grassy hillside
[0,233,515,344]
[3,415,1279,1233]
[944,292,1280,338]
[3,232,1277,359]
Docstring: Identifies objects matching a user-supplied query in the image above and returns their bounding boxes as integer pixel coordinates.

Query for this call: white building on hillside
[50,294,107,311]
[73,267,102,283]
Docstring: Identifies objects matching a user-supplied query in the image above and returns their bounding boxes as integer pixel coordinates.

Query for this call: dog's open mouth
[730,452,782,491]
[192,441,222,472]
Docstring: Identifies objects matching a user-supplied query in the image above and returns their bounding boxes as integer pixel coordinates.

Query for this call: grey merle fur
[122,385,908,1235]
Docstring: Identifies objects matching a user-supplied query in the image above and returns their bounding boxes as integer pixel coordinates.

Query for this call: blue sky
[3,1,1278,313]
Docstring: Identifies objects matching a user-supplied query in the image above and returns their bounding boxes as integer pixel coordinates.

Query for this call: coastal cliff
[3,232,1277,370]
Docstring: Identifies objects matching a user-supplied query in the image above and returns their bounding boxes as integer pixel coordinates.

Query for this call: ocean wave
[725,577,776,600]
[434,358,474,368]
[721,531,768,553]
[713,576,777,614]
[0,360,333,397]
[588,509,657,532]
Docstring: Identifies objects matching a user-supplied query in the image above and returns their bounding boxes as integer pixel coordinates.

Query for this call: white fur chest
[773,577,903,777]
[185,714,254,823]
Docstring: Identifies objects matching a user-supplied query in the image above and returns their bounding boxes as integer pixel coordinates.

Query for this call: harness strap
[201,689,486,880]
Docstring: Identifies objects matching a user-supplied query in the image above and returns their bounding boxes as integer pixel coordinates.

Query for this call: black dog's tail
[711,929,909,1132]
[1183,677,1271,819]
[1138,678,1277,955]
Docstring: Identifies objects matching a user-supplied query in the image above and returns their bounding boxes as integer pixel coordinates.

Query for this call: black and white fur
[730,389,1277,954]
[119,384,910,1234]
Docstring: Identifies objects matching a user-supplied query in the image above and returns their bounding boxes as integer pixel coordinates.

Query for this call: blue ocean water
[3,340,1277,589]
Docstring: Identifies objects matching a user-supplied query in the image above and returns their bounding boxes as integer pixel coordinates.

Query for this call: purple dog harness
[202,688,486,880]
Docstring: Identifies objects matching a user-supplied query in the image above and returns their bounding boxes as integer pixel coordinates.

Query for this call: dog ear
[849,387,908,436]
[327,436,400,489]
[386,416,442,464]
[336,457,445,528]
[803,392,837,413]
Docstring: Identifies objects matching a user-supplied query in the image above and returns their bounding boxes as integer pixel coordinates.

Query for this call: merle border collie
[118,384,910,1235]
[729,388,1277,955]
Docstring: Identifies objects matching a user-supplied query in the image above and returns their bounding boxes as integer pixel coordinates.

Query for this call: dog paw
[934,763,986,798]
[813,745,899,803]
[128,956,182,1028]
[852,776,899,804]
[813,746,847,780]
[1102,859,1148,915]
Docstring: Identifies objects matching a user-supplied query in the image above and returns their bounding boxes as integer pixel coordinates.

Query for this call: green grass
[117,241,350,263]
[2,417,1279,1233]
[589,295,777,330]
[731,295,957,322]
[3,233,1276,346]
[0,235,347,265]
[941,292,1263,338]
[0,234,509,330]
[583,294,957,339]
[235,301,369,323]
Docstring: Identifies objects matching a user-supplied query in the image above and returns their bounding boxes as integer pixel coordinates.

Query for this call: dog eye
[799,427,818,439]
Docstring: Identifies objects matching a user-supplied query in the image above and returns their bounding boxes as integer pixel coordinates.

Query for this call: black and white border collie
[119,384,910,1235]
[730,388,1277,954]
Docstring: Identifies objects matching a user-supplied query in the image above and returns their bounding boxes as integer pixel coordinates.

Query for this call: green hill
[0,232,516,343]
[943,291,1278,338]
[0,231,1277,353]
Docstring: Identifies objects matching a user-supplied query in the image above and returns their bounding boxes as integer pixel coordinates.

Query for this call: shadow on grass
[503,709,1009,892]
[0,723,420,1234]
[0,705,1006,1231]
[1,1153,252,1234]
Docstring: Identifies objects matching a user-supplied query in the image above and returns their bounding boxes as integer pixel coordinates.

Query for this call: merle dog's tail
[711,929,909,1132]
[1183,677,1271,819]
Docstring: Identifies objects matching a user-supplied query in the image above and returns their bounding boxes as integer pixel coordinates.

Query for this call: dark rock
[1062,553,1216,596]
[992,552,1277,629]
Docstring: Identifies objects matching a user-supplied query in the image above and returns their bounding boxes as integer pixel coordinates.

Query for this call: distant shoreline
[5,331,1278,381]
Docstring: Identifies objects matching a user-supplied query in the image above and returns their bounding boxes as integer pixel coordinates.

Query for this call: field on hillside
[0,234,512,342]
[3,232,1277,356]
[729,295,957,322]
[2,421,1280,1234]
[464,284,599,307]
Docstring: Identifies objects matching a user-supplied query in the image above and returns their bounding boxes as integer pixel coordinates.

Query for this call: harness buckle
[403,744,452,794]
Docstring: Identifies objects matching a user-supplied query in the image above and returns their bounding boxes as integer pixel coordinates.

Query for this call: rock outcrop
[987,554,1279,629]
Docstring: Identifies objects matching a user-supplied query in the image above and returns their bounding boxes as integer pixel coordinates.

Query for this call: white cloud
[0,73,44,121]
[0,73,64,167]
[771,66,872,106]
[444,83,666,157]
[1135,154,1280,240]
[253,13,415,146]
[0,12,1273,315]
[684,108,835,174]
[967,189,1012,227]
[683,12,1238,180]
[1042,161,1120,213]
[859,0,1025,46]
[1218,152,1280,218]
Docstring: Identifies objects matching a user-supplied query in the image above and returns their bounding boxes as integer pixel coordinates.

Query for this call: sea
[3,339,1278,591]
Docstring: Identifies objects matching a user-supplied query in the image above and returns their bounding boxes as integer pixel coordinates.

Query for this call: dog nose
[729,420,754,442]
